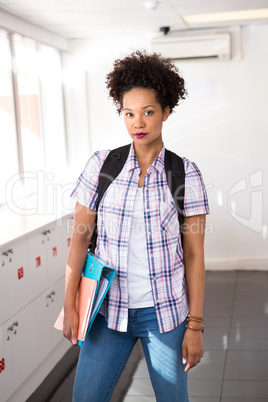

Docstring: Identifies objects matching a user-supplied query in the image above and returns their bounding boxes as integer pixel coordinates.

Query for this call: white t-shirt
[127,187,154,308]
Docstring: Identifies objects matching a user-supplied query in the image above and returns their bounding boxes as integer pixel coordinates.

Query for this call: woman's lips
[134,132,147,138]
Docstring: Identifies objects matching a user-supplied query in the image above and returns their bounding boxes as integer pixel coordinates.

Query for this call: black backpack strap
[96,144,131,211]
[90,144,131,252]
[164,149,185,232]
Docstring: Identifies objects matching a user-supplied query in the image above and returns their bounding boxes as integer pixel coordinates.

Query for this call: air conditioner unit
[151,32,231,61]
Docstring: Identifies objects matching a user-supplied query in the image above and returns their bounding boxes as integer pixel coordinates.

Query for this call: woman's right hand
[63,307,79,345]
[62,203,96,346]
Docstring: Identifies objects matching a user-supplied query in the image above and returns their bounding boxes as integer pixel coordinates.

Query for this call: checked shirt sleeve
[183,158,210,217]
[70,150,109,210]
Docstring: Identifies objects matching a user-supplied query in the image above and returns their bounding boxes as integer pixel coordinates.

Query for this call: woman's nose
[134,115,145,128]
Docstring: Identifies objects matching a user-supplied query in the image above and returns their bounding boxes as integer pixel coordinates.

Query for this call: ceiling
[0,0,268,39]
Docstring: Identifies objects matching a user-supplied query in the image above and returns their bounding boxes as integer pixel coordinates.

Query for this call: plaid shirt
[71,143,209,333]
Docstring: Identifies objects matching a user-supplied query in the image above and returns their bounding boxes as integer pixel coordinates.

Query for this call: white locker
[0,322,15,402]
[6,237,32,317]
[0,214,73,401]
[8,304,36,389]
[27,229,48,299]
[33,277,67,366]
[61,215,73,257]
[44,224,66,286]
[0,247,10,325]
[49,277,66,349]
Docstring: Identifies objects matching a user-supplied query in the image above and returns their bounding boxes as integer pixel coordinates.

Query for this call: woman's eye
[125,112,133,117]
[145,110,153,116]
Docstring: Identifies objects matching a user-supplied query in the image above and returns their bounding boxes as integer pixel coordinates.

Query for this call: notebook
[54,252,116,346]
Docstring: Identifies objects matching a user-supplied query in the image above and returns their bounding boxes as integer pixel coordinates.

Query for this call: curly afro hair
[106,50,187,114]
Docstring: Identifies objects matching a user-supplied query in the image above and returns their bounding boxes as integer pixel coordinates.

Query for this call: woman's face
[122,88,170,148]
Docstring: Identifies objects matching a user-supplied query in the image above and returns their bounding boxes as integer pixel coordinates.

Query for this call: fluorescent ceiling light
[183,8,268,24]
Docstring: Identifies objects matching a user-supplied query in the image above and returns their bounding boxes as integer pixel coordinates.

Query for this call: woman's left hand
[181,329,203,372]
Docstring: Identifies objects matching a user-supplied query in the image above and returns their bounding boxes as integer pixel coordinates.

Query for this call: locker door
[61,215,73,261]
[32,287,53,366]
[0,321,15,402]
[33,277,67,366]
[9,304,36,389]
[49,277,66,349]
[0,247,10,325]
[27,229,48,299]
[45,224,65,287]
[6,237,32,317]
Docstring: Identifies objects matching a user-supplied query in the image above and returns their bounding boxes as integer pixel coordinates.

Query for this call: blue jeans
[73,307,189,402]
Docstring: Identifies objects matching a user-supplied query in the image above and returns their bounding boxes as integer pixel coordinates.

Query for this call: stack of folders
[54,252,116,347]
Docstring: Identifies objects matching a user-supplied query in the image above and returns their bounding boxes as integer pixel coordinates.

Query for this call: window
[39,45,67,174]
[13,34,44,174]
[0,30,67,206]
[0,30,19,201]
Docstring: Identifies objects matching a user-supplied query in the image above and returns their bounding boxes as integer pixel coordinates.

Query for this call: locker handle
[2,249,13,256]
[42,229,51,236]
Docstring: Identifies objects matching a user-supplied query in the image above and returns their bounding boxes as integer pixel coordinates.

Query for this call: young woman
[63,51,209,401]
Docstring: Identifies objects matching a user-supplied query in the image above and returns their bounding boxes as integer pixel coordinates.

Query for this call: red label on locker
[36,256,41,268]
[67,238,71,248]
[52,247,57,257]
[0,358,5,373]
[17,267,24,280]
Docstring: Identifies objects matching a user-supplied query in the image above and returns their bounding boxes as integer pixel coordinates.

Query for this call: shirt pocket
[159,201,179,236]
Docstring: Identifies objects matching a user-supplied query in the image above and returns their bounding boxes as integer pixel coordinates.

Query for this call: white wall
[64,25,268,268]
[62,35,152,170]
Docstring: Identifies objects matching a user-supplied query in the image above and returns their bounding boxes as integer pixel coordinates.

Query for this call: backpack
[90,144,185,252]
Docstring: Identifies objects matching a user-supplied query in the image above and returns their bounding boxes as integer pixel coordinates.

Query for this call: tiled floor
[48,270,268,401]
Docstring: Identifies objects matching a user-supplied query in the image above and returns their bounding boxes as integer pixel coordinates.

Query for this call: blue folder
[77,252,116,347]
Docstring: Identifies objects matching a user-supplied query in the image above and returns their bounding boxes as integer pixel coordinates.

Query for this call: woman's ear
[162,106,170,122]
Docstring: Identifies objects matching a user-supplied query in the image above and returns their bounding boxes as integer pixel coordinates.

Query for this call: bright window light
[183,8,268,24]
[0,29,67,206]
